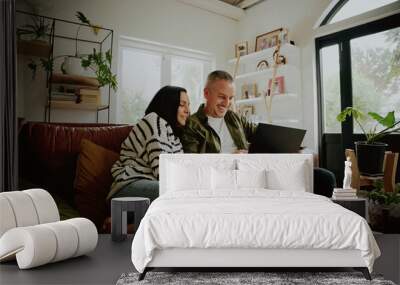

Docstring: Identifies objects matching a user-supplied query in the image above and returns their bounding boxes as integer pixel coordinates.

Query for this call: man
[182,70,336,198]
[181,70,257,153]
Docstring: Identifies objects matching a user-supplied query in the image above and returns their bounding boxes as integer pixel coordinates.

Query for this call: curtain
[0,0,18,192]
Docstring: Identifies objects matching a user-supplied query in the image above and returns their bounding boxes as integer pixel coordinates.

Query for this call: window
[315,1,400,179]
[117,37,215,124]
[320,45,341,133]
[326,0,397,25]
[351,27,400,133]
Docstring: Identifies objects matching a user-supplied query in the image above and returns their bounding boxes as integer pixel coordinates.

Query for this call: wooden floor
[1,234,399,285]
[0,235,134,285]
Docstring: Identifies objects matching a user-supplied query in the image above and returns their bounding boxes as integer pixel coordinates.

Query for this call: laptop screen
[248,123,306,153]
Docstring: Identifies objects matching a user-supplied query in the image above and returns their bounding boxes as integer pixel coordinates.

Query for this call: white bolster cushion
[0,218,98,269]
[24,189,60,224]
[0,191,39,228]
[0,196,17,237]
[0,189,60,238]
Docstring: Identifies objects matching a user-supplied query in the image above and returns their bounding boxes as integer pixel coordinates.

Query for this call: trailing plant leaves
[368,111,395,128]
[368,181,400,206]
[81,49,117,91]
[76,11,91,25]
[28,59,37,80]
[40,58,53,73]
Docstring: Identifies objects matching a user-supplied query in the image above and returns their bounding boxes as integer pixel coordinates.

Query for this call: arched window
[314,0,400,183]
[320,0,398,26]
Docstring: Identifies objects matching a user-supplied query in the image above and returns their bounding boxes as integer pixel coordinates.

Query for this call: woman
[107,85,190,201]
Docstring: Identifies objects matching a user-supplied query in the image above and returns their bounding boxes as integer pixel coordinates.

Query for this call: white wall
[17,0,238,123]
[236,0,330,149]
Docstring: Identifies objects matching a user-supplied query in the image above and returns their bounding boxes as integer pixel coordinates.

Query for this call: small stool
[111,197,150,242]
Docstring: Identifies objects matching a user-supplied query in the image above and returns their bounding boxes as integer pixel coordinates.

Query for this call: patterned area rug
[116,271,395,285]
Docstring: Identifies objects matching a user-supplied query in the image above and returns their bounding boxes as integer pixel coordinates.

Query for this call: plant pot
[62,56,94,77]
[355,141,387,176]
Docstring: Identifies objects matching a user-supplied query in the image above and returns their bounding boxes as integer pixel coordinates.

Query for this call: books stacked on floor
[332,188,358,200]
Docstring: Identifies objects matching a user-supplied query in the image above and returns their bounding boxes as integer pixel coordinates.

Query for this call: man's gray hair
[206,70,233,87]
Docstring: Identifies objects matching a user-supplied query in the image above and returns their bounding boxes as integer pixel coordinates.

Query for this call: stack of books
[332,188,357,200]
[77,88,101,105]
[50,86,101,109]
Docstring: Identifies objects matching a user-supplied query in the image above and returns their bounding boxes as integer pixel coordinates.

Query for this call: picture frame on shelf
[235,41,248,58]
[241,83,258,99]
[239,105,254,118]
[256,60,269,71]
[255,28,288,52]
[241,83,249,99]
[268,76,285,94]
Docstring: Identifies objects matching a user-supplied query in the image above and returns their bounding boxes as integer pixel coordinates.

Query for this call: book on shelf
[78,88,101,97]
[50,91,76,101]
[49,100,100,110]
[77,95,100,104]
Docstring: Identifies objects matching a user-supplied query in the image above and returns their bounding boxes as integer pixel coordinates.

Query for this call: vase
[62,56,94,77]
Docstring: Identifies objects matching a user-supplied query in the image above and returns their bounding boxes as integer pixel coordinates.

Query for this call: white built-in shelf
[228,43,299,64]
[235,64,296,80]
[235,93,298,105]
[257,119,301,125]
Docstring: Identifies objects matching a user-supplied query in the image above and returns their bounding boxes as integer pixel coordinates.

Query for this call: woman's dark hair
[145,85,187,136]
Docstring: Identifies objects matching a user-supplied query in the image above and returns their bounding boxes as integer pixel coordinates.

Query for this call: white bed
[131,154,380,280]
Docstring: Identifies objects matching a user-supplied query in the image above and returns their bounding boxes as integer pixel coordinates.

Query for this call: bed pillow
[236,169,267,189]
[266,162,307,191]
[167,162,212,191]
[212,168,237,190]
[238,159,308,191]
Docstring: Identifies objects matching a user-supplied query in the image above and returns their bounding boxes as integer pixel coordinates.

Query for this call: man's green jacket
[181,104,257,153]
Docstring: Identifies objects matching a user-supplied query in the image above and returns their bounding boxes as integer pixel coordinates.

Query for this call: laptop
[248,123,306,153]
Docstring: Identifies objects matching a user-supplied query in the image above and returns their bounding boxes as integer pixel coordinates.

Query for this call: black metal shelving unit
[16,10,114,123]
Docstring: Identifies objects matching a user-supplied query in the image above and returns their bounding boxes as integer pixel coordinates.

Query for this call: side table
[331,198,367,219]
[111,197,150,242]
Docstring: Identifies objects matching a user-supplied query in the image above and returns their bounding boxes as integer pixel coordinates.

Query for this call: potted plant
[337,107,400,176]
[22,12,117,91]
[81,49,117,91]
[17,15,51,58]
[367,181,400,233]
[61,11,101,76]
[17,15,50,42]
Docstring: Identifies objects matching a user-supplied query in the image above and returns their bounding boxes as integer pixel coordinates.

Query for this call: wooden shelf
[50,73,100,88]
[47,101,107,111]
[17,40,51,58]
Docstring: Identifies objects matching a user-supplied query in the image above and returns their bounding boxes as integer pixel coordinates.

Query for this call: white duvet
[131,190,380,273]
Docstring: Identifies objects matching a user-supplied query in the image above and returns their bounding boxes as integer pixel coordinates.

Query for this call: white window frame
[116,36,216,123]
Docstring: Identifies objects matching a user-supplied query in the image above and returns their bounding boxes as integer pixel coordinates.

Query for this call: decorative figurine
[343,156,352,189]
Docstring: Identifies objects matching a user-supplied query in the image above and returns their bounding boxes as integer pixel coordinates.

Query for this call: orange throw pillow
[74,139,119,230]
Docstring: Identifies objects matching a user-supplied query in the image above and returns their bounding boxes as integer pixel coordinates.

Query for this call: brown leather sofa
[19,122,132,232]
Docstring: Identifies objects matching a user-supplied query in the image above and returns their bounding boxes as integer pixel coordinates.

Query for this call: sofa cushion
[19,122,132,205]
[74,139,119,229]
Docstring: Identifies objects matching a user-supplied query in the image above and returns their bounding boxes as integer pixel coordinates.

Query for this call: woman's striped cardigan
[107,112,183,199]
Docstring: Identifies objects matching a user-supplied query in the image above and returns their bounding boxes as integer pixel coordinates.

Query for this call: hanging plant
[81,49,117,91]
